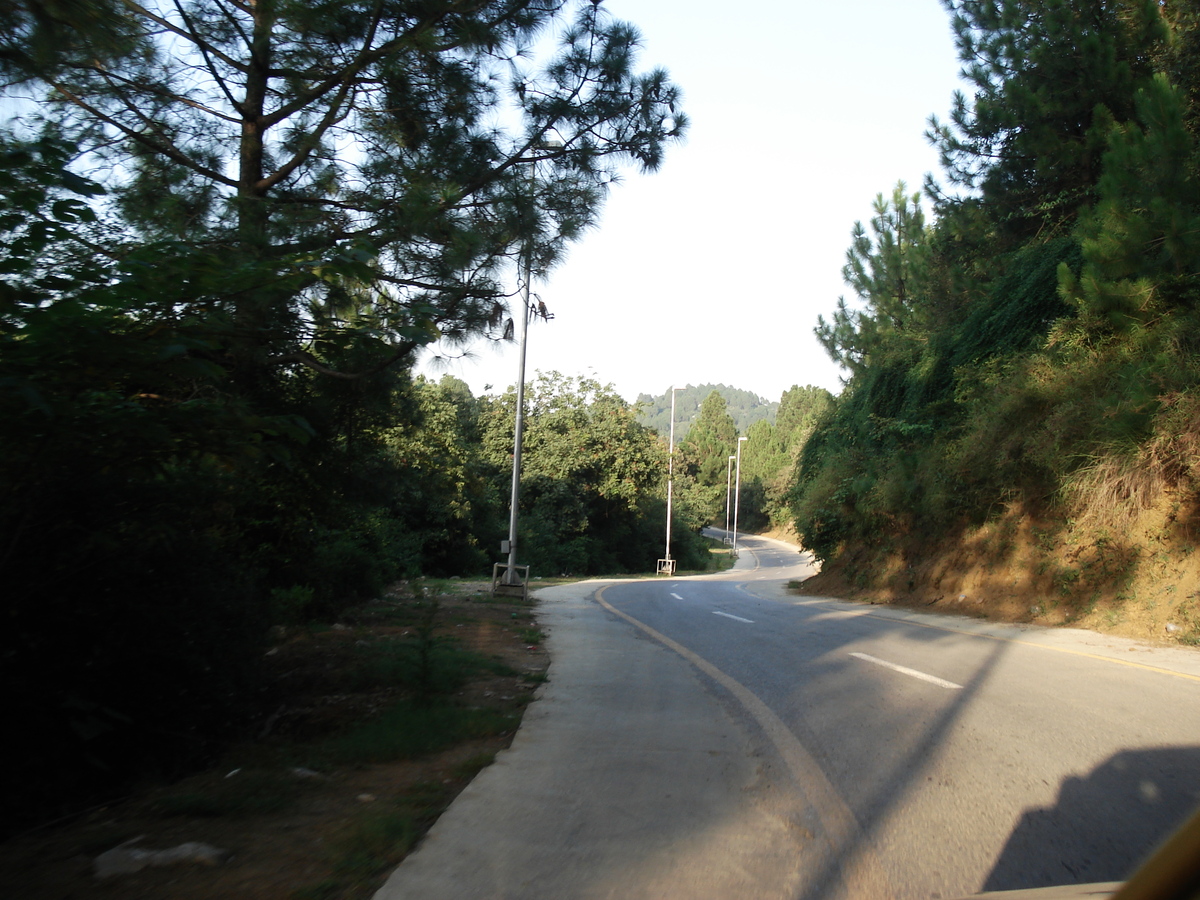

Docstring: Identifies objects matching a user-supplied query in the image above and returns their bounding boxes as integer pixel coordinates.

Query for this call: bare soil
[787,497,1200,647]
[0,581,550,900]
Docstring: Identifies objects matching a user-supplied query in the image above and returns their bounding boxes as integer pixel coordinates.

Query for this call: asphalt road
[375,534,1200,900]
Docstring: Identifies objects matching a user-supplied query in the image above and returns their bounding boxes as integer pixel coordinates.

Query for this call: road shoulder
[372,579,812,900]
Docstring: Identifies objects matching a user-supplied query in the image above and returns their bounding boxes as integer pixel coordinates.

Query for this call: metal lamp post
[724,454,735,543]
[732,435,748,558]
[493,140,562,598]
[659,387,680,575]
[502,250,533,587]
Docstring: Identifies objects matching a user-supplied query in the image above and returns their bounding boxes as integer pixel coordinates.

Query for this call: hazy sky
[418,0,965,403]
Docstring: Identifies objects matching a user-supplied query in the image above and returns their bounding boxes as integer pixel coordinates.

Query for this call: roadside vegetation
[0,0,692,832]
[791,0,1200,645]
[7,0,1200,870]
[637,383,835,535]
[0,580,550,900]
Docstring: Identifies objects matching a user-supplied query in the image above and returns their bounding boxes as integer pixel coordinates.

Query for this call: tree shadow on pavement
[794,638,1009,900]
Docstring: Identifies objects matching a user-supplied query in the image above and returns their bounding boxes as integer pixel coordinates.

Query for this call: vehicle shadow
[981,746,1200,891]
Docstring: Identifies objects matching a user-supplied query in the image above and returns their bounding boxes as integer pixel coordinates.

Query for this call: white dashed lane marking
[713,611,754,624]
[849,652,962,690]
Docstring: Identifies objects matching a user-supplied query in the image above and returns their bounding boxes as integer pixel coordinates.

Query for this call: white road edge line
[670,592,684,600]
[849,652,963,690]
[713,611,754,624]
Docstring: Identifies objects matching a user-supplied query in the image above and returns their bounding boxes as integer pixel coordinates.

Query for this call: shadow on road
[598,534,1200,900]
[799,637,1009,900]
[982,747,1200,891]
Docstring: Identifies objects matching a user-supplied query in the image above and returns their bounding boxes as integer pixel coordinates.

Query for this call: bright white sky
[418,0,965,404]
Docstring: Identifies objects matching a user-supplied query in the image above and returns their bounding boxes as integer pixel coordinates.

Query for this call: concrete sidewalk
[372,574,812,899]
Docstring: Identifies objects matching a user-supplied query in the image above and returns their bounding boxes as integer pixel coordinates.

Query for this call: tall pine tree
[928,0,1166,239]
[4,0,687,386]
[816,183,930,375]
[679,390,738,499]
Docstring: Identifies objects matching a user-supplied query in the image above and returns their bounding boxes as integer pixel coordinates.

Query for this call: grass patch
[298,780,459,900]
[307,700,518,768]
[151,768,309,818]
[331,806,424,876]
[451,751,497,779]
[701,538,738,573]
[0,580,551,900]
[301,756,499,898]
[344,640,518,694]
[517,626,545,645]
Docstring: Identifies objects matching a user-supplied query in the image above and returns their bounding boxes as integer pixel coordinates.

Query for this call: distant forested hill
[636,384,779,442]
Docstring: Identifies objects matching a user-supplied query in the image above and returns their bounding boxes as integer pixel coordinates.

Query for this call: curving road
[376,533,1200,900]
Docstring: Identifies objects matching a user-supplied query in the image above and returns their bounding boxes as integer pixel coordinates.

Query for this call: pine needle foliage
[794,0,1200,571]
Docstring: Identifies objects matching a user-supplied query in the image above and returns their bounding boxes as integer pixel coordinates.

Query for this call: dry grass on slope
[792,493,1200,646]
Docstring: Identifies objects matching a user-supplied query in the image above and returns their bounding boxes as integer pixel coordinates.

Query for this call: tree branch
[118,0,248,74]
[267,341,420,379]
[170,0,244,111]
[48,82,237,187]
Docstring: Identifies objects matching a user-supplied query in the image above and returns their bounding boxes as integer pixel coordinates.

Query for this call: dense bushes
[793,0,1200,568]
[0,147,700,828]
[480,373,711,576]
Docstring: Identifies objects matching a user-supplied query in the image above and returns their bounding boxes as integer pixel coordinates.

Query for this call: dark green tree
[387,375,504,575]
[816,183,930,375]
[1061,73,1200,330]
[0,139,311,827]
[735,418,784,531]
[927,0,1167,238]
[0,0,133,80]
[679,390,737,484]
[0,0,689,828]
[479,372,706,574]
[776,384,835,452]
[675,390,738,522]
[5,0,686,387]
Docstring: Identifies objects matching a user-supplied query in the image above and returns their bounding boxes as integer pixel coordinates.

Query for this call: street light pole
[664,386,679,568]
[732,435,748,558]
[502,140,561,588]
[725,454,735,540]
[503,258,532,584]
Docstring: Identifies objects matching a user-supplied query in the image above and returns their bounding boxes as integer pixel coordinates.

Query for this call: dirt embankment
[784,499,1200,647]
